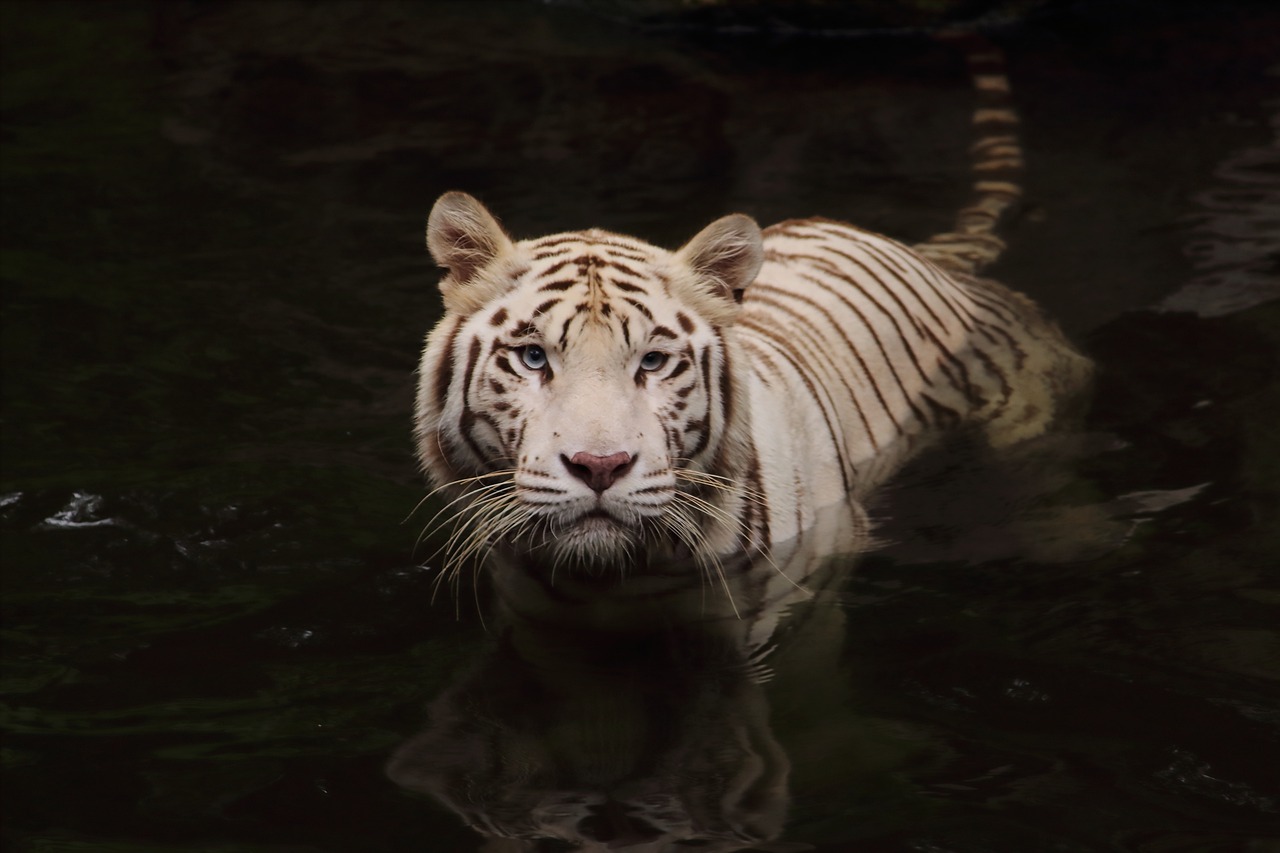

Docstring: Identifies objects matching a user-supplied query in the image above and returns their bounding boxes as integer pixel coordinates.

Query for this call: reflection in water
[1160,100,1280,316]
[388,502,867,851]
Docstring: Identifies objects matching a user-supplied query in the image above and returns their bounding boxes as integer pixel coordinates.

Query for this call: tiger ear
[675,214,764,310]
[426,192,516,307]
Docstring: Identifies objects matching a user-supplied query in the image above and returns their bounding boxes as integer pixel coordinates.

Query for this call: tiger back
[739,217,1090,545]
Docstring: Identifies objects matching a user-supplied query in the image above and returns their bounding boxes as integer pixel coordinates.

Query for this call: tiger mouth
[562,506,647,540]
[540,508,639,566]
[574,508,628,529]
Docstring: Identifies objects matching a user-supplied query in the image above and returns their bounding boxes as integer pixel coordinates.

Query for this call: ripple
[1160,101,1280,317]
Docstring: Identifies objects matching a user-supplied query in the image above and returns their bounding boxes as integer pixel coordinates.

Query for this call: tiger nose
[562,451,635,494]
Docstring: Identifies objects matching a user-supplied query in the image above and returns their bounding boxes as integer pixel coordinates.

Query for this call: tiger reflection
[387,501,866,852]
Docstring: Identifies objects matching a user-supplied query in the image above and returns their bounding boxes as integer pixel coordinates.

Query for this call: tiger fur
[413,43,1091,582]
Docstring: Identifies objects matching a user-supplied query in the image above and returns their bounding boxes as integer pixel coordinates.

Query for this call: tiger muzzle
[562,451,635,494]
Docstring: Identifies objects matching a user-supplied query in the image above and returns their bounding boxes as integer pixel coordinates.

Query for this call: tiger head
[415,192,764,573]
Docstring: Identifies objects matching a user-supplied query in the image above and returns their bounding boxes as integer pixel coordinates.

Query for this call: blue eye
[639,351,668,371]
[518,345,548,371]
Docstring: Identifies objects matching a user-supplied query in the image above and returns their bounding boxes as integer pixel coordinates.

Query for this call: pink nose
[562,451,634,494]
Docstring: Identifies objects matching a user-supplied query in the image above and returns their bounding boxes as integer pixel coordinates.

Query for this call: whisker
[416,480,512,555]
[663,502,739,617]
[402,469,518,525]
[414,474,530,618]
[672,488,803,599]
[422,479,517,563]
[673,471,771,513]
[415,473,517,530]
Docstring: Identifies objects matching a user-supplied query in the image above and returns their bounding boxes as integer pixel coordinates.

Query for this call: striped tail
[915,34,1025,276]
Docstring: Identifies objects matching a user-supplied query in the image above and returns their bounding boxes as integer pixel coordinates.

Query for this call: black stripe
[795,247,936,386]
[664,421,684,458]
[434,318,462,416]
[932,351,976,407]
[766,218,846,240]
[609,279,648,294]
[717,330,734,444]
[509,322,538,338]
[531,246,573,260]
[458,339,491,465]
[530,235,585,250]
[919,392,962,429]
[537,278,578,293]
[793,251,936,399]
[685,348,715,460]
[736,317,853,492]
[973,318,1027,369]
[780,240,980,406]
[539,259,574,278]
[603,248,649,262]
[521,485,567,495]
[653,269,673,297]
[848,242,959,336]
[968,342,1009,410]
[886,240,979,324]
[751,280,909,435]
[806,219,876,240]
[684,413,711,460]
[739,337,784,386]
[746,448,770,551]
[494,354,519,377]
[601,259,642,279]
[711,331,739,515]
[964,287,1020,326]
[623,297,654,320]
[822,246,967,404]
[746,288,894,443]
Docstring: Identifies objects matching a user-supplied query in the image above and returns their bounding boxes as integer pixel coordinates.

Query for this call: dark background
[2,1,1278,851]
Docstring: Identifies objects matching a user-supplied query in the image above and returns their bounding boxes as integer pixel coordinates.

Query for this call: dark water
[2,2,1278,851]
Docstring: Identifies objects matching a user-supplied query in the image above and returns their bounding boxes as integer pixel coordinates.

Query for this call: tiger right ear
[426,192,516,294]
[675,213,764,313]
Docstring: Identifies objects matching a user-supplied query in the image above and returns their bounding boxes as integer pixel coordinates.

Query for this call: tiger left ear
[675,214,764,308]
[427,192,517,312]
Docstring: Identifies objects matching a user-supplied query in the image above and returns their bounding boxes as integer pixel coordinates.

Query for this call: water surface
[2,2,1278,851]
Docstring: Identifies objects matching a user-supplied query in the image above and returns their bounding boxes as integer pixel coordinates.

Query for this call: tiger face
[415,192,763,571]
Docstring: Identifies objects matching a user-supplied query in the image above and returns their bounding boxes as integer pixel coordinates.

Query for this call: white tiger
[413,44,1092,588]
